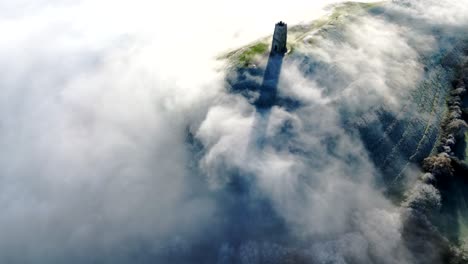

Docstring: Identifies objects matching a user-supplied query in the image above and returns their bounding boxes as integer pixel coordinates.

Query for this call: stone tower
[271,21,287,54]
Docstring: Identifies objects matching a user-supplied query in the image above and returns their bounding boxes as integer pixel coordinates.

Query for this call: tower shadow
[205,22,289,252]
[214,50,289,253]
[251,52,285,149]
[255,52,285,109]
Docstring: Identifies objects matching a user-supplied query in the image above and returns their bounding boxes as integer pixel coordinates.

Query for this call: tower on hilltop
[271,21,287,54]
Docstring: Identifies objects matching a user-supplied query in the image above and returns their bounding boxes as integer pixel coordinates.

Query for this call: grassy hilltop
[218,2,468,257]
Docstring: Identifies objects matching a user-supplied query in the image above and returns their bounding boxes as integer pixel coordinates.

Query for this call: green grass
[237,42,269,66]
[458,213,468,245]
[219,1,385,67]
[465,131,468,163]
[219,41,270,67]
[291,1,384,45]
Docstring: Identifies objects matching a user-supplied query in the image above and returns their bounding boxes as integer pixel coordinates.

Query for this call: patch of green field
[458,211,468,247]
[237,42,269,66]
[220,1,385,67]
[219,41,269,67]
[291,1,384,48]
[465,131,468,163]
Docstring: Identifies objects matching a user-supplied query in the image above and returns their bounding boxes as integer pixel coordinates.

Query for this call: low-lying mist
[1,0,468,263]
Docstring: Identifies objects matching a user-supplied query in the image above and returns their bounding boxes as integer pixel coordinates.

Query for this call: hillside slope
[214,2,468,262]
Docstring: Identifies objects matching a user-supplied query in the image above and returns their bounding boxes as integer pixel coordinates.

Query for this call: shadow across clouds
[250,51,286,152]
[256,52,285,108]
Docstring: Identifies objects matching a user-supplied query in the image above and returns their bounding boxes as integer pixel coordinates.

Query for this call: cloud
[0,31,222,263]
[2,0,371,262]
[1,0,468,263]
[194,0,468,262]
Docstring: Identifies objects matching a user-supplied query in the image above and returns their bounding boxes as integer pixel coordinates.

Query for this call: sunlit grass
[237,42,269,66]
[220,1,385,67]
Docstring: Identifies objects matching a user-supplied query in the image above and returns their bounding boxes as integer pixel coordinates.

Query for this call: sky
[0,0,379,83]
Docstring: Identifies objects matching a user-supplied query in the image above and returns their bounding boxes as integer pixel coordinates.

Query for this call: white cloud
[0,0,467,262]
